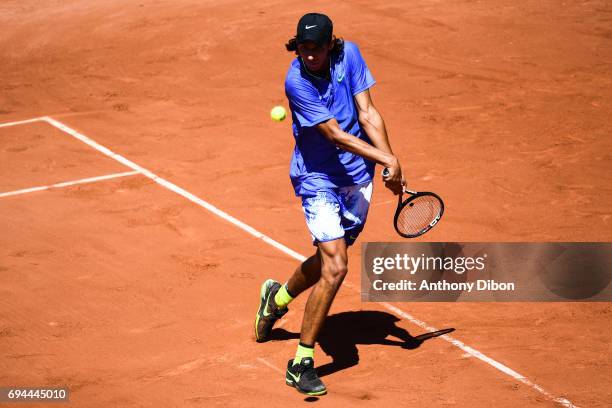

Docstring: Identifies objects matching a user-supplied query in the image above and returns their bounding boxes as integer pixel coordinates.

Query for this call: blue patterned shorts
[301,182,373,246]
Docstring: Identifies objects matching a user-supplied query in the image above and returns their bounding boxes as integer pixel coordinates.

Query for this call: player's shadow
[269,310,454,377]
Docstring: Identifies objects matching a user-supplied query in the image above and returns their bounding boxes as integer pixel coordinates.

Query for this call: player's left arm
[354,89,393,155]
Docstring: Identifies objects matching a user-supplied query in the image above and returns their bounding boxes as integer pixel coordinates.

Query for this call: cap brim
[297,33,330,46]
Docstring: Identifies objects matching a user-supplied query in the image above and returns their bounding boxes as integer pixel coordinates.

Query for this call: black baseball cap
[296,13,333,46]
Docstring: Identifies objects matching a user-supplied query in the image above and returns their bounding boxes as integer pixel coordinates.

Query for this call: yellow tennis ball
[270,106,286,122]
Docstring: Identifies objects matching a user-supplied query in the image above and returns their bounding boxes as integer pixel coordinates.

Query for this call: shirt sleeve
[285,75,334,127]
[346,42,376,95]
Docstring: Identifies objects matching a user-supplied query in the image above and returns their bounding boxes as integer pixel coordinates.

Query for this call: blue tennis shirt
[285,41,376,196]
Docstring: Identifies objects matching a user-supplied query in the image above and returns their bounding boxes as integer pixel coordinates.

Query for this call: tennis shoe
[254,279,288,342]
[285,357,327,396]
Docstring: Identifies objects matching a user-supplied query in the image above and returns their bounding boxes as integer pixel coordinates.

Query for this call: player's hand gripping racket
[382,168,444,238]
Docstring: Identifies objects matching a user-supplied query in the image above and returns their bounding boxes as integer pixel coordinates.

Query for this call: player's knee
[321,259,348,287]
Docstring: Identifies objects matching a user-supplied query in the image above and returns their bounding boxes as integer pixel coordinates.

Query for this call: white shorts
[301,182,373,246]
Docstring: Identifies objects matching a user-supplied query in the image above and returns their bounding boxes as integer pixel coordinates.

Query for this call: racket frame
[381,167,444,238]
[393,188,445,238]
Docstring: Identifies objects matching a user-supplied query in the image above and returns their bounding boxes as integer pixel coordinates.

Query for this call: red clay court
[1,1,610,407]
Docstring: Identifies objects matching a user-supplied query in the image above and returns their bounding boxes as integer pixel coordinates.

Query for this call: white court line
[0,171,140,198]
[256,357,284,375]
[0,117,44,128]
[36,116,578,408]
[383,304,576,408]
[41,116,306,263]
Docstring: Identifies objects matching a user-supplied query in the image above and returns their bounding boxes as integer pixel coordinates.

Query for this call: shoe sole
[285,379,327,396]
[254,279,276,342]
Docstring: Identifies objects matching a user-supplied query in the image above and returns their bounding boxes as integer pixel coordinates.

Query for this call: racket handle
[383,167,414,195]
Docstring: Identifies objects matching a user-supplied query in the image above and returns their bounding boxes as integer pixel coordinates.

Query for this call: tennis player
[255,12,405,396]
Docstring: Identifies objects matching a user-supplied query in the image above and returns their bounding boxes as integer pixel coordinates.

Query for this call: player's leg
[254,250,322,343]
[283,190,348,395]
[286,181,373,393]
[299,239,348,346]
[286,237,347,396]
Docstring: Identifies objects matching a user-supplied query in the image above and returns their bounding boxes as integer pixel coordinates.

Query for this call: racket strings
[396,195,442,236]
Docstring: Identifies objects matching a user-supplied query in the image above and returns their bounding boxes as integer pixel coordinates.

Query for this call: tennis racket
[382,168,444,238]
